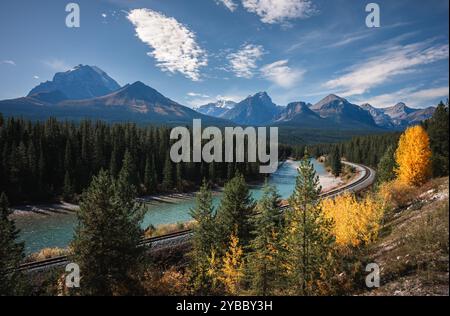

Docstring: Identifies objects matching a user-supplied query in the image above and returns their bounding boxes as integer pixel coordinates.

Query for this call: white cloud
[325,41,449,97]
[127,8,208,81]
[260,60,304,88]
[1,60,16,66]
[227,44,265,78]
[187,92,210,98]
[358,86,449,109]
[43,59,71,72]
[241,0,316,24]
[215,0,238,12]
[33,75,40,79]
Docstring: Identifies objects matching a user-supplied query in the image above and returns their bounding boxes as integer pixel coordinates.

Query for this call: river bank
[11,158,350,254]
[10,159,343,218]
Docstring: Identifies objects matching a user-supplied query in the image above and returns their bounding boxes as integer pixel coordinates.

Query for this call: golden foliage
[378,180,419,210]
[144,221,196,238]
[395,125,432,186]
[27,247,68,262]
[142,267,190,296]
[219,233,244,295]
[321,193,383,247]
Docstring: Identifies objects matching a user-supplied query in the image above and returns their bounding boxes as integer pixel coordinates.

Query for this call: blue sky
[0,0,448,109]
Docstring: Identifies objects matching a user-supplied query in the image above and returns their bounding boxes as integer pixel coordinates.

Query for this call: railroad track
[18,229,193,272]
[18,162,375,272]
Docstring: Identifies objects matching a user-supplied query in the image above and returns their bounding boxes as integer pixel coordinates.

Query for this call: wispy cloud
[1,60,16,66]
[127,8,208,81]
[241,0,317,24]
[260,60,304,88]
[227,44,265,78]
[43,59,71,72]
[215,0,238,12]
[187,92,210,98]
[325,41,449,97]
[33,75,40,79]
[326,33,372,48]
[357,86,449,109]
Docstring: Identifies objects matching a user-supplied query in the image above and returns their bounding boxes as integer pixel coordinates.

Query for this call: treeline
[301,100,449,177]
[0,114,288,204]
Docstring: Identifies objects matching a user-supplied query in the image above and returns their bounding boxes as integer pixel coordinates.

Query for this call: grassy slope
[362,177,449,296]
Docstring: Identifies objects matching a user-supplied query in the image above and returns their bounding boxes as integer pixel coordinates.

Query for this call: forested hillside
[0,113,267,204]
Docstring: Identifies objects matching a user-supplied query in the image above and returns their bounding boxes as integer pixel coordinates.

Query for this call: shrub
[378,180,419,211]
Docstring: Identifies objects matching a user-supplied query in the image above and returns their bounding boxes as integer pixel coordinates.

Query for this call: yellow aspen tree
[321,193,383,248]
[395,125,432,186]
[219,233,244,295]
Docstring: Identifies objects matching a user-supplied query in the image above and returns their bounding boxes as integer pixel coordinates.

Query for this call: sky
[0,0,448,109]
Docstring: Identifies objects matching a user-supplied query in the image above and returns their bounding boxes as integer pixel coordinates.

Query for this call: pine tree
[395,125,432,186]
[176,163,183,192]
[0,192,26,295]
[189,180,217,294]
[109,147,119,178]
[63,170,74,201]
[216,172,256,249]
[331,146,342,177]
[208,162,216,184]
[120,150,139,189]
[376,145,397,185]
[144,155,157,194]
[71,170,145,295]
[283,156,335,295]
[162,154,174,191]
[426,101,449,177]
[246,182,283,296]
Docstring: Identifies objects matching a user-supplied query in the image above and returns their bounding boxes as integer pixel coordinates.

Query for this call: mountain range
[197,93,435,130]
[0,66,226,125]
[0,65,436,130]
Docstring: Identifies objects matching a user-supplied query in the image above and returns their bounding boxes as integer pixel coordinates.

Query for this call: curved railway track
[18,162,375,272]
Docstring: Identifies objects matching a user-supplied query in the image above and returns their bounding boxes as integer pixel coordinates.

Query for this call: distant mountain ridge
[198,93,436,130]
[0,65,437,130]
[0,66,228,125]
[220,92,280,125]
[28,65,121,100]
[195,100,236,117]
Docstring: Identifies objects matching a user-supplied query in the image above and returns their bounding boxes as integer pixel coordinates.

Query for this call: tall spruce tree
[331,146,342,177]
[246,182,284,296]
[71,170,145,295]
[144,155,157,195]
[162,154,174,191]
[0,192,26,295]
[63,170,74,201]
[426,101,449,177]
[176,163,183,192]
[216,172,256,249]
[376,146,397,184]
[188,180,217,294]
[284,156,335,295]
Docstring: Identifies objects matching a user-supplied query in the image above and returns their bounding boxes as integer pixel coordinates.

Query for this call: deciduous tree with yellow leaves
[219,232,244,295]
[321,193,383,248]
[395,125,432,186]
